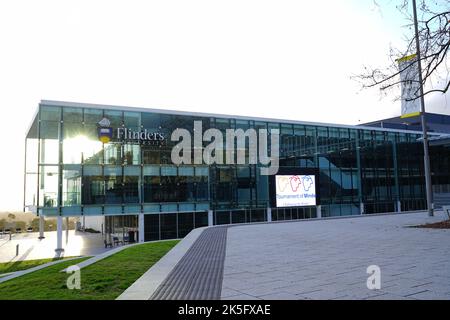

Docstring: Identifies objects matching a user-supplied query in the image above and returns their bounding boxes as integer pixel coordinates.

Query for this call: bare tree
[355,0,449,101]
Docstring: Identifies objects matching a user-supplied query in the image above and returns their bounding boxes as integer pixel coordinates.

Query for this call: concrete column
[360,202,364,215]
[207,210,213,226]
[397,200,402,213]
[38,215,45,239]
[138,213,145,243]
[267,207,272,222]
[65,217,69,244]
[316,205,322,219]
[55,216,64,252]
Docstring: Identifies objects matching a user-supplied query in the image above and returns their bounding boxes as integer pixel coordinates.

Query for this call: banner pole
[412,0,433,216]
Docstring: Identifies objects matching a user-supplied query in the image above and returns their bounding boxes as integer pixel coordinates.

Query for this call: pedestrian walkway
[222,211,450,300]
[0,256,82,284]
[150,227,228,300]
[120,210,450,300]
[0,230,108,263]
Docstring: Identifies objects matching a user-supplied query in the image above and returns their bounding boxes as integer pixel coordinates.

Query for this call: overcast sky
[0,0,449,211]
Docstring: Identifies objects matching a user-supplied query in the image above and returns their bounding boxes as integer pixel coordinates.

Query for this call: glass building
[24,100,450,247]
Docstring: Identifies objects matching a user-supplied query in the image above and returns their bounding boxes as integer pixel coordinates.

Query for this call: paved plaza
[0,230,108,263]
[221,211,450,300]
[2,211,450,300]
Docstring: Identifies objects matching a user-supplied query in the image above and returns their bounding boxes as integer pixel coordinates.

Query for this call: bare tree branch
[353,0,450,101]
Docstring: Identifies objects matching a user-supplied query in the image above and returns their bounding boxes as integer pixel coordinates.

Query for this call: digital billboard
[275,175,316,207]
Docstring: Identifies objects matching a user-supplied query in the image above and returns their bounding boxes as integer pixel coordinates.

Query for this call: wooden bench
[442,205,450,219]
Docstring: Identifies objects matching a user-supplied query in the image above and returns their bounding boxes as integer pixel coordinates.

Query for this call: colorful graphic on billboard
[275,175,316,207]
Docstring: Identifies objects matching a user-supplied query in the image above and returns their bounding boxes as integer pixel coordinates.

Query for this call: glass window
[141,112,162,131]
[179,203,195,211]
[215,211,231,225]
[104,110,122,128]
[62,107,83,123]
[26,135,39,174]
[25,173,38,207]
[144,214,160,241]
[195,166,208,176]
[143,165,159,176]
[160,213,177,239]
[82,165,104,205]
[124,111,140,128]
[177,175,196,202]
[84,108,103,124]
[250,209,266,222]
[177,212,194,237]
[194,211,208,228]
[215,167,234,201]
[142,146,160,164]
[179,166,194,176]
[237,166,251,204]
[82,124,104,164]
[144,176,161,202]
[256,169,269,203]
[160,176,177,202]
[104,143,121,165]
[104,165,121,177]
[123,144,140,165]
[39,121,60,164]
[161,166,177,176]
[62,165,81,206]
[39,165,59,207]
[196,175,209,201]
[236,120,250,130]
[231,210,246,224]
[124,166,140,203]
[104,166,122,204]
[62,122,84,164]
[40,106,61,121]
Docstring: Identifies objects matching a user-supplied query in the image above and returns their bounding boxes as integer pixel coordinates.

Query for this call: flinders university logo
[97,117,113,143]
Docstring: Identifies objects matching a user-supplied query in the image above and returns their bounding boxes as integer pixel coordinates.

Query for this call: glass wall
[143,211,208,241]
[62,165,81,206]
[82,165,104,205]
[26,102,437,221]
[25,116,39,209]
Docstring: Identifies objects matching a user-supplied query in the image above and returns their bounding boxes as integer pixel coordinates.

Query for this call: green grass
[0,257,76,274]
[0,240,179,300]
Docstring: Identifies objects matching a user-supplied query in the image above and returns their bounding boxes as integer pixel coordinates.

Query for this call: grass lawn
[0,240,179,300]
[0,257,76,274]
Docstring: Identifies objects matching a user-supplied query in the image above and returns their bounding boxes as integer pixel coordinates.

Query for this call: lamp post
[412,0,434,216]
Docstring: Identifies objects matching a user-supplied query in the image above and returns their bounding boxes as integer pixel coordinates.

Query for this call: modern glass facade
[24,100,450,241]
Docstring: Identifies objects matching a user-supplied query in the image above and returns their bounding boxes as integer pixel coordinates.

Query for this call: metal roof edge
[25,105,39,139]
[39,99,443,136]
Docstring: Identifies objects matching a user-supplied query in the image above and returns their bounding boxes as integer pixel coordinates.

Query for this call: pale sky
[0,0,449,211]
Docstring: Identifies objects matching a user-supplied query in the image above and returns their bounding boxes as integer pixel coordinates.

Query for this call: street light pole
[412,0,434,216]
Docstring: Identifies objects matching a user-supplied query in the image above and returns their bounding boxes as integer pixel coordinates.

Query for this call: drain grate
[150,226,228,300]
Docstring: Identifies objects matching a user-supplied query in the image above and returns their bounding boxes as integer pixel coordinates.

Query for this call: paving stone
[222,294,261,300]
[221,288,244,298]
[257,291,300,300]
[222,211,450,300]
[406,290,450,300]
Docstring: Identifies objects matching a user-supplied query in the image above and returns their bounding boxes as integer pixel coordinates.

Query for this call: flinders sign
[97,117,166,145]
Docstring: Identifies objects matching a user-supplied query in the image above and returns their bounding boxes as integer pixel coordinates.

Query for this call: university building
[24,100,450,250]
